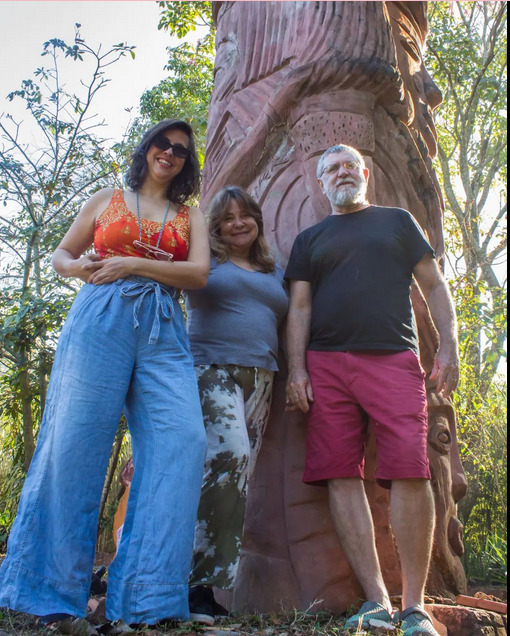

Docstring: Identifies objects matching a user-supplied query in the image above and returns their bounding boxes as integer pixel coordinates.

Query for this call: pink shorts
[304,350,430,488]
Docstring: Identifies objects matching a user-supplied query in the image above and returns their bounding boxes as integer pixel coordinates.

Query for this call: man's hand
[286,369,314,413]
[430,345,460,399]
[413,254,460,399]
[286,280,313,412]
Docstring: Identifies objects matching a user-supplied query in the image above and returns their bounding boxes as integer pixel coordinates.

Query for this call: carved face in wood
[386,2,443,158]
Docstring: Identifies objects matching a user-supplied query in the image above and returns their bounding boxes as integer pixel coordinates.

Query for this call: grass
[0,607,402,635]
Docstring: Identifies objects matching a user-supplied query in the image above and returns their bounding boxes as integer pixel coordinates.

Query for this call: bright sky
[0,1,174,140]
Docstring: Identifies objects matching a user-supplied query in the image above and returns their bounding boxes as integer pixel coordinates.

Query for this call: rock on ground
[429,604,507,635]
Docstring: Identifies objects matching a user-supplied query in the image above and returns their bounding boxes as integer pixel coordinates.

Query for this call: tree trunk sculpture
[201,1,468,614]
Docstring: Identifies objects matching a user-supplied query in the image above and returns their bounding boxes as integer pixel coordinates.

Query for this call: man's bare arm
[286,280,314,412]
[413,253,460,398]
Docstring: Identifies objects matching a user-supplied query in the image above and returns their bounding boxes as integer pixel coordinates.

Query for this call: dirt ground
[0,607,397,636]
[1,557,505,636]
[0,556,398,634]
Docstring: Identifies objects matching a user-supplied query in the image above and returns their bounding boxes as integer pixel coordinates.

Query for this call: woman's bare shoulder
[80,187,117,219]
[87,187,117,205]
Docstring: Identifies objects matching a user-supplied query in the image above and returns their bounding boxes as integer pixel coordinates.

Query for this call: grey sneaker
[345,601,394,631]
[396,606,440,636]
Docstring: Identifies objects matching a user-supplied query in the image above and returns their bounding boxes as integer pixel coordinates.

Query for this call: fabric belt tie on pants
[120,279,176,345]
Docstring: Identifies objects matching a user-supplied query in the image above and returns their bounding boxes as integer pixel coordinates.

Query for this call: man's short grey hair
[316,145,366,179]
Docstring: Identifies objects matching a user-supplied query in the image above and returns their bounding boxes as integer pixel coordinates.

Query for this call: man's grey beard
[327,182,367,207]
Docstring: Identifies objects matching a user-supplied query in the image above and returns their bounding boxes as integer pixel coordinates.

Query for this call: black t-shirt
[285,205,434,353]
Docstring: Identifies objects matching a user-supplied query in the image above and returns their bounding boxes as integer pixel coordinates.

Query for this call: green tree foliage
[135,1,215,162]
[426,1,507,386]
[426,1,507,581]
[454,368,507,581]
[0,28,134,546]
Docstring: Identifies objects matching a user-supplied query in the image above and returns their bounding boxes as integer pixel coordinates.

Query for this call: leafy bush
[454,371,507,583]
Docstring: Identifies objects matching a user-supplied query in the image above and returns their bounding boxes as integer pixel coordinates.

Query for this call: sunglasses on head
[152,134,191,159]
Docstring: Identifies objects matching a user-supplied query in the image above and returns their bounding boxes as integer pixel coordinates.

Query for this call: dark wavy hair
[207,186,276,273]
[125,119,201,204]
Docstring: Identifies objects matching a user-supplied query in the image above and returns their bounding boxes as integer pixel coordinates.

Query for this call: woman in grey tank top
[185,187,288,625]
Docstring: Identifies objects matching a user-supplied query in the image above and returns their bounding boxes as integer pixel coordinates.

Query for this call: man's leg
[390,479,435,610]
[328,478,392,612]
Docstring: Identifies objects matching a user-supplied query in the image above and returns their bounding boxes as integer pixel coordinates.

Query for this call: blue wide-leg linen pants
[0,277,207,624]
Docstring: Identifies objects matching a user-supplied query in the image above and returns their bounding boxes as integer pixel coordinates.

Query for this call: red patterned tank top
[94,190,190,261]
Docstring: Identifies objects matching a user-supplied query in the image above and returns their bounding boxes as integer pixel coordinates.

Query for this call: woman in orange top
[0,120,209,628]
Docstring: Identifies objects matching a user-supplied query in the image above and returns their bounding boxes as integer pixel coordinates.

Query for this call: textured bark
[18,351,36,472]
[98,427,125,535]
[205,1,468,614]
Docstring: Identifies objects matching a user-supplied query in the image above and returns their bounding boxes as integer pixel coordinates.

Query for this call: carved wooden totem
[202,1,468,614]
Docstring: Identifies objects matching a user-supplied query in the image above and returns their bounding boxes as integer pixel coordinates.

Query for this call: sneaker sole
[189,612,215,626]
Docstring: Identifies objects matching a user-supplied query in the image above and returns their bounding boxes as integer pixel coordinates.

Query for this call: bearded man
[285,144,459,636]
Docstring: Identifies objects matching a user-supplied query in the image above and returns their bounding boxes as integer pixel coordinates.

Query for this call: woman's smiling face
[146,127,190,185]
[219,199,259,254]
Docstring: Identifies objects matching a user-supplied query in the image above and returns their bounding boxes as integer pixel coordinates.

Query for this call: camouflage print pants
[191,364,274,589]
